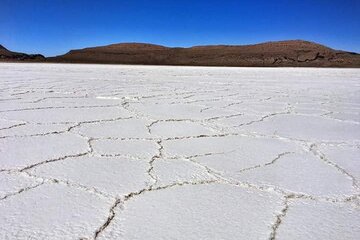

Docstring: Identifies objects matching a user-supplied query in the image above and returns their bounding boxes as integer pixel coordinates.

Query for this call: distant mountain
[2,40,360,67]
[48,40,360,67]
[0,45,45,61]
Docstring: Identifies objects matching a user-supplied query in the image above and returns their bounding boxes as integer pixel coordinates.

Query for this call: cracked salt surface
[0,63,359,239]
[98,184,284,240]
[0,184,113,239]
[0,133,89,169]
[276,200,360,240]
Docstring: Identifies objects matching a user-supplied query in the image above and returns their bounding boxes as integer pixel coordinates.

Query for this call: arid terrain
[1,40,360,67]
[0,63,359,239]
[0,45,45,62]
[49,40,360,67]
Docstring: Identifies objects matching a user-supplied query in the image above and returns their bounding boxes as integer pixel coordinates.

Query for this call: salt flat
[0,63,359,240]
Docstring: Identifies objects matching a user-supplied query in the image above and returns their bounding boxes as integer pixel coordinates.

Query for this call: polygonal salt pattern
[0,63,359,239]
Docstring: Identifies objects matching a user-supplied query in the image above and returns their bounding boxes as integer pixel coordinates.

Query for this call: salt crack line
[18,136,94,172]
[0,104,123,113]
[268,194,292,240]
[235,111,290,128]
[0,182,45,201]
[237,152,294,173]
[94,198,121,239]
[309,143,359,190]
[0,122,26,131]
[22,171,115,200]
[222,178,359,205]
[0,117,134,139]
[147,140,164,185]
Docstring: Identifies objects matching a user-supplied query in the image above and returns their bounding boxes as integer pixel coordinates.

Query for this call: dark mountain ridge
[0,45,45,61]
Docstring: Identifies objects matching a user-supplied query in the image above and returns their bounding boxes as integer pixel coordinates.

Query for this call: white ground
[0,63,359,240]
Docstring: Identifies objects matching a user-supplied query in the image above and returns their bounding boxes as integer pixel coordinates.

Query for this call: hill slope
[0,45,45,61]
[49,40,360,67]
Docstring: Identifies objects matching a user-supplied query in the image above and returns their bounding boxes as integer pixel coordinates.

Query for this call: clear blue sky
[1,0,359,56]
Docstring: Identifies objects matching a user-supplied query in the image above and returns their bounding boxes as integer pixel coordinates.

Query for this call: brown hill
[0,45,45,62]
[48,40,360,67]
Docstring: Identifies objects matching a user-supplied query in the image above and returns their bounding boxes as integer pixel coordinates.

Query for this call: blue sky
[1,0,359,56]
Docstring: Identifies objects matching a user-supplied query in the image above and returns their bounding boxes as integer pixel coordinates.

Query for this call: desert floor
[0,63,359,239]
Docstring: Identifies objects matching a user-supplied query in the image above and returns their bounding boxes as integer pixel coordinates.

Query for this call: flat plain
[0,63,359,239]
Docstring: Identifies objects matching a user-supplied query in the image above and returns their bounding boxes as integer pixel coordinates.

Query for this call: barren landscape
[2,40,360,67]
[49,40,360,67]
[0,63,359,239]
